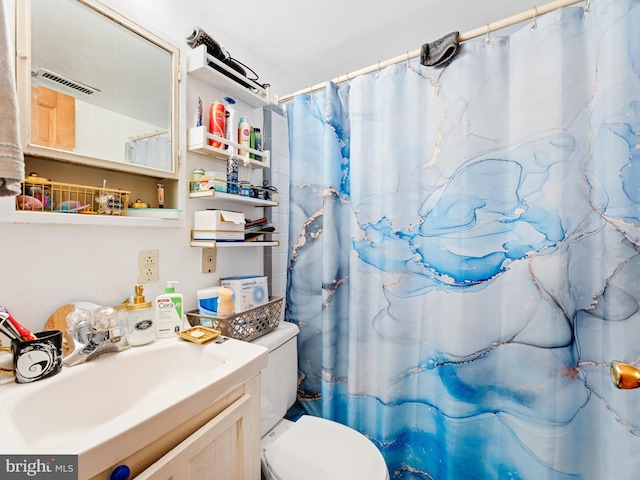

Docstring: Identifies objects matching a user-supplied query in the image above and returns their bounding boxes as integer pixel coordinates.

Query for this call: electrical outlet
[138,249,159,283]
[202,248,216,273]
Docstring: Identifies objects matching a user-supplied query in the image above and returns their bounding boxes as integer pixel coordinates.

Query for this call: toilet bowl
[253,321,389,480]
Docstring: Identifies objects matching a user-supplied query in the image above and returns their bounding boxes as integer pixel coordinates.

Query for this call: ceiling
[24,0,571,119]
[195,0,556,98]
[105,0,563,99]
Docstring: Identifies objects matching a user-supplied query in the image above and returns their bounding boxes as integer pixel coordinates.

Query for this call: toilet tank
[252,321,299,436]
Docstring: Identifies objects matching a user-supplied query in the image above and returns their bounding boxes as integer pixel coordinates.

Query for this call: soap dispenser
[217,287,235,317]
[126,285,155,346]
[154,280,183,338]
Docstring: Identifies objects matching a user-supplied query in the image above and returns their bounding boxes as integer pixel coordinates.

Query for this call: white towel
[0,0,24,197]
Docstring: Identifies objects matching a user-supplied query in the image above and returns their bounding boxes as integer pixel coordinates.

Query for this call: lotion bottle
[238,116,251,156]
[154,280,183,338]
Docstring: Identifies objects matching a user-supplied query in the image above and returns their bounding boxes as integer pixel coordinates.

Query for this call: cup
[0,330,63,384]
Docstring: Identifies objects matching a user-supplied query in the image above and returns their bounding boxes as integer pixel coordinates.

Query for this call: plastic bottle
[227,157,239,194]
[238,116,251,156]
[197,286,221,315]
[249,127,256,159]
[217,287,235,316]
[225,108,238,146]
[126,285,155,346]
[154,281,183,338]
[209,102,226,148]
[254,128,262,160]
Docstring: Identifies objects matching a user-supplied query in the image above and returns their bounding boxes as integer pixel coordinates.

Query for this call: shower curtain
[285,0,640,478]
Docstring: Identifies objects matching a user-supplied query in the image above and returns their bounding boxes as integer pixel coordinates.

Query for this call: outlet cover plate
[202,248,216,273]
[138,249,159,283]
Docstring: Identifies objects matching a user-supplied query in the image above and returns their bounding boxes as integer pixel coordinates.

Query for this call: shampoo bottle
[238,116,251,156]
[155,281,183,338]
[225,108,238,145]
[209,101,225,148]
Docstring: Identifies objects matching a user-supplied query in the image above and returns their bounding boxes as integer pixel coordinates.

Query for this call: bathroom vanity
[127,374,261,479]
[0,336,268,479]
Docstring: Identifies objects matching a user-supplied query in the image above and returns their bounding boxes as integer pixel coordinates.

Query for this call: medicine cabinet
[15,0,181,178]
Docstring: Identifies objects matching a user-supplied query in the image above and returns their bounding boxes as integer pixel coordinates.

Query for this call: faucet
[63,319,126,367]
[610,360,640,389]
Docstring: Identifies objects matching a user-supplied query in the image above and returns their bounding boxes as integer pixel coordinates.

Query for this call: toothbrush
[0,307,36,341]
[0,313,22,341]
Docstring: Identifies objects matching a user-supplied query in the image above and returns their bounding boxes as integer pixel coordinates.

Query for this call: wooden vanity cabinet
[88,374,262,480]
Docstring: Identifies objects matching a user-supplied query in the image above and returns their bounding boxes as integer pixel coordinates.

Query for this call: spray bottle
[154,281,183,338]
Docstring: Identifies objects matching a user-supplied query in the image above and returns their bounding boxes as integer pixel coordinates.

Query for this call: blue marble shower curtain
[285,0,640,478]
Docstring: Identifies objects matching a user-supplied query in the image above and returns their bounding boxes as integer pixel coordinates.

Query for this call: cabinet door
[136,394,255,480]
[31,85,76,149]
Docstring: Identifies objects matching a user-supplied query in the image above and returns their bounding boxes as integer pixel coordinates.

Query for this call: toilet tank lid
[263,415,388,480]
[252,321,299,352]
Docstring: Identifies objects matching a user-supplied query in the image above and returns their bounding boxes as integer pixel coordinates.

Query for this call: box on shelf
[221,275,268,313]
[193,210,245,241]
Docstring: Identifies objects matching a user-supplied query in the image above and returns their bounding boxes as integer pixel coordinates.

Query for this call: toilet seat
[262,415,388,480]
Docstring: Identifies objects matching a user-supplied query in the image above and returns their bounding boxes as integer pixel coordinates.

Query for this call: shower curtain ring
[531,6,538,29]
[406,51,411,68]
[584,0,591,13]
[485,23,492,44]
[376,61,381,78]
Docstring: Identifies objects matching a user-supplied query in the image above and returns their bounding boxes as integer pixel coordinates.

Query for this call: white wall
[0,0,288,334]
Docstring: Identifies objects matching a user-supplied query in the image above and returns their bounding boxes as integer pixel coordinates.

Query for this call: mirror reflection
[26,0,176,173]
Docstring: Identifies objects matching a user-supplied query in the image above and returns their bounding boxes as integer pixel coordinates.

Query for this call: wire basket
[186,296,283,342]
[16,176,129,215]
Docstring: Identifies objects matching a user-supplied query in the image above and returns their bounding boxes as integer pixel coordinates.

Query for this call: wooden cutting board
[44,303,75,358]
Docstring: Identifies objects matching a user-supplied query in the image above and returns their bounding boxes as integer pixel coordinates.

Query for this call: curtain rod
[275,0,586,104]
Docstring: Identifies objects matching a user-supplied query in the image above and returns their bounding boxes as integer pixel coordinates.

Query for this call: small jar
[114,303,129,347]
[191,169,205,192]
[238,181,252,197]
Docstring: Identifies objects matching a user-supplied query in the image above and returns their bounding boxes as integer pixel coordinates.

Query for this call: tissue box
[193,210,245,241]
[221,275,269,313]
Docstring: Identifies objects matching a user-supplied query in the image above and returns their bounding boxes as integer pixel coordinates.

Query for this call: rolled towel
[0,0,24,196]
[420,31,460,67]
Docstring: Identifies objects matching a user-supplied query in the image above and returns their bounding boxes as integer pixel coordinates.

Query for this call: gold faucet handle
[0,344,13,376]
[610,360,640,389]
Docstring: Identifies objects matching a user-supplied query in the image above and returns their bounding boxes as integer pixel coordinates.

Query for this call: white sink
[0,335,268,477]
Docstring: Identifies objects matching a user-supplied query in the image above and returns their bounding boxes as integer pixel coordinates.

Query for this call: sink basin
[0,335,268,477]
[8,341,225,449]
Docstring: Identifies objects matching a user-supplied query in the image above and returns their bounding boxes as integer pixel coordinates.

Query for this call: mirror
[16,0,179,177]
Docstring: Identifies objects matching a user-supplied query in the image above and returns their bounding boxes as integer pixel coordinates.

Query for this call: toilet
[253,321,389,480]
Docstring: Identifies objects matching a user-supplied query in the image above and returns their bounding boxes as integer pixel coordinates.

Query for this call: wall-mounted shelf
[189,190,278,207]
[191,240,279,248]
[194,238,279,272]
[187,44,278,273]
[188,126,270,168]
[186,44,270,108]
